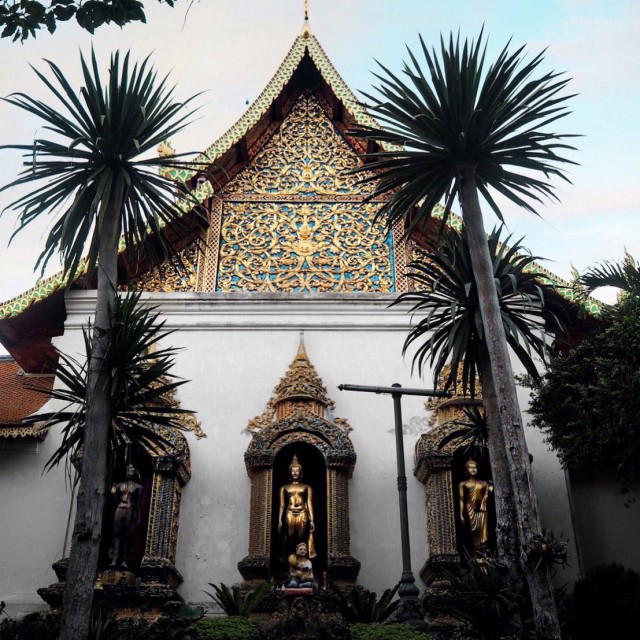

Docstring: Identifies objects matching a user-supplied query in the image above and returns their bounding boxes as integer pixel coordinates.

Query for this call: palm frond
[1,48,207,283]
[392,226,567,395]
[352,31,577,233]
[204,582,270,618]
[27,292,195,471]
[580,252,640,298]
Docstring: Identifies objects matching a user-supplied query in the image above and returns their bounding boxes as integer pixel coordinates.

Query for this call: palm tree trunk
[58,215,120,640]
[478,350,523,636]
[459,165,561,639]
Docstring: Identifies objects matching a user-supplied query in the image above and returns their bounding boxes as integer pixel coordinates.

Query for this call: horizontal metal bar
[337,383,451,398]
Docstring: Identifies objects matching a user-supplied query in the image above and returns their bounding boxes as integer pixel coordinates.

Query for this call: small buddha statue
[286,542,315,589]
[278,454,316,558]
[108,464,143,569]
[458,459,493,550]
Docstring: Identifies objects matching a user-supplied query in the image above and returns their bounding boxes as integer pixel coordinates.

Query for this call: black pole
[339,382,450,627]
[391,384,419,599]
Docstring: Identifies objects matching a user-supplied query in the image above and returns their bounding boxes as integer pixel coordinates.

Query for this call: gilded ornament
[215,91,393,293]
[128,244,200,293]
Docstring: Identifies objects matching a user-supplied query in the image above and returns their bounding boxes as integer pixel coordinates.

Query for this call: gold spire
[272,332,332,415]
[301,0,311,37]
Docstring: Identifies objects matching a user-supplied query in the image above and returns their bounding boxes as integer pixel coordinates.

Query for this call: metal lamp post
[338,383,450,626]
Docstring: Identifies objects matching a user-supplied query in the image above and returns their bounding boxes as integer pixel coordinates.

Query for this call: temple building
[1,23,638,619]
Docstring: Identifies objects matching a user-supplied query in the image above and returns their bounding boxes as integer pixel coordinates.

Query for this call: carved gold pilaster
[248,467,272,557]
[200,199,223,291]
[425,465,458,557]
[327,466,350,556]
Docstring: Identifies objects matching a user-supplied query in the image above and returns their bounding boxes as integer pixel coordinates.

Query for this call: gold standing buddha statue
[278,454,316,558]
[458,459,493,550]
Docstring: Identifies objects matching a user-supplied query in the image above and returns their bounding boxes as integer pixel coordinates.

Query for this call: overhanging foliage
[528,295,640,490]
[0,1,177,42]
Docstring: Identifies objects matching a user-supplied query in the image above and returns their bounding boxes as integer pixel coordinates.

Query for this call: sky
[0,0,638,313]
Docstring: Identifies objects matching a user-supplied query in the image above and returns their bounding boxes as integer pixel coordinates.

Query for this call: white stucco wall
[0,290,580,611]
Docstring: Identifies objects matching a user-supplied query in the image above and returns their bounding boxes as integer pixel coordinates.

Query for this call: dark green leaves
[353,30,577,234]
[392,227,567,395]
[203,583,271,618]
[529,295,640,490]
[332,582,400,624]
[0,1,169,42]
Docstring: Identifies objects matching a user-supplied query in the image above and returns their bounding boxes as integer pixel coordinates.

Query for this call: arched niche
[413,368,493,628]
[38,424,193,608]
[270,441,327,581]
[238,337,360,585]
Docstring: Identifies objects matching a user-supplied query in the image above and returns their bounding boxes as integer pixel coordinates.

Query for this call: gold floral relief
[225,90,377,198]
[127,244,200,293]
[216,201,393,292]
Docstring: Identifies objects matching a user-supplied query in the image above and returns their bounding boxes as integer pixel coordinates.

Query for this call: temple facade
[1,27,636,618]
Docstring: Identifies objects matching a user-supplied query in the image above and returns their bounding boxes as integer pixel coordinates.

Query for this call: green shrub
[568,563,640,640]
[332,583,399,623]
[187,616,260,640]
[442,554,521,639]
[351,622,431,640]
[204,583,271,617]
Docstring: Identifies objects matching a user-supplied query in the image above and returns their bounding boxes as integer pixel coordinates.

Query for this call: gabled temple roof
[0,30,604,371]
[167,32,382,185]
[0,32,378,332]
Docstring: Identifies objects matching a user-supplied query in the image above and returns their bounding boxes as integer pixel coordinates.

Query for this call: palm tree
[395,226,566,635]
[356,32,576,638]
[581,250,640,301]
[33,292,195,473]
[1,50,204,640]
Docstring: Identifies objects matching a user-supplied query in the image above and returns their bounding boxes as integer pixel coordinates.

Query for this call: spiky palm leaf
[30,292,194,471]
[440,405,489,461]
[443,551,521,636]
[353,30,577,234]
[581,251,640,299]
[0,48,205,281]
[332,582,399,623]
[393,227,566,395]
[204,582,271,618]
[0,49,207,640]
[354,32,575,637]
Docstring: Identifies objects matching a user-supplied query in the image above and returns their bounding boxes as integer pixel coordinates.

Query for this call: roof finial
[297,330,308,359]
[301,0,311,37]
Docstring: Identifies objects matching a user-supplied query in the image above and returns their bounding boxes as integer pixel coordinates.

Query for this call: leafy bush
[332,583,399,623]
[442,554,521,639]
[146,604,206,640]
[204,583,271,618]
[187,616,260,640]
[0,610,60,640]
[351,622,431,640]
[568,563,640,640]
[528,295,640,490]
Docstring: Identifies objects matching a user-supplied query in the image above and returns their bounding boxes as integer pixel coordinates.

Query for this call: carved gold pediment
[225,90,377,198]
[213,90,394,293]
[127,244,200,293]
